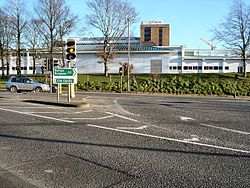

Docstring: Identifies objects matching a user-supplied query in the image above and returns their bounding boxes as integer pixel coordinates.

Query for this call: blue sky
[1,0,235,49]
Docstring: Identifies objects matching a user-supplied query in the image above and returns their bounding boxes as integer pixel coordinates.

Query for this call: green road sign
[54,78,74,84]
[53,68,77,77]
[53,68,77,84]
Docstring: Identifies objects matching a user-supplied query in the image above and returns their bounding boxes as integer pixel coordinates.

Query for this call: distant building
[0,21,249,75]
[140,21,170,46]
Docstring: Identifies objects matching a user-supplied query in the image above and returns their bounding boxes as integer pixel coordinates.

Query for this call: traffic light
[119,67,123,76]
[66,39,76,61]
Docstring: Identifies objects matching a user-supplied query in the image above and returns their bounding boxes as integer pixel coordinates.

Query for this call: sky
[0,0,236,49]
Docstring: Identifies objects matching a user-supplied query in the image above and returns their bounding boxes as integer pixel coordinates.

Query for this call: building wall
[1,49,250,75]
[140,22,170,46]
[74,53,171,74]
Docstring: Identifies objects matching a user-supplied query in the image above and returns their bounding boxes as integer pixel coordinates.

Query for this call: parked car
[6,76,52,93]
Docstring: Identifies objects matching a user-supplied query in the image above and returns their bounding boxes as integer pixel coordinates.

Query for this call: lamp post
[127,18,130,92]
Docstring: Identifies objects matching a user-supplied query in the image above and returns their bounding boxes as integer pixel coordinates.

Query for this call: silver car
[6,76,50,93]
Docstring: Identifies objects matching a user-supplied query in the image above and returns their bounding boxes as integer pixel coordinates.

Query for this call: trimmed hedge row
[78,77,250,96]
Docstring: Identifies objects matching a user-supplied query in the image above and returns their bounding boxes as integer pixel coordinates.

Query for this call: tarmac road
[0,91,249,187]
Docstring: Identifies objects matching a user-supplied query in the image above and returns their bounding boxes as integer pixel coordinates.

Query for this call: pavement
[0,91,90,108]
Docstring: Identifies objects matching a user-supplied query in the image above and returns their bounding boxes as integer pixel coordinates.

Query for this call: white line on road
[85,124,250,154]
[116,125,148,130]
[113,100,140,116]
[179,116,195,121]
[27,110,93,114]
[105,112,139,122]
[0,107,75,123]
[200,123,250,135]
[63,115,114,120]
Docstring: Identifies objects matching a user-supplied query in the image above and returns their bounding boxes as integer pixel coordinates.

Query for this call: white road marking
[0,107,75,123]
[86,124,250,154]
[44,169,53,173]
[63,115,114,120]
[200,123,250,135]
[116,125,148,130]
[28,110,93,114]
[179,116,195,121]
[105,112,139,122]
[113,100,140,116]
[9,107,56,109]
[184,137,200,142]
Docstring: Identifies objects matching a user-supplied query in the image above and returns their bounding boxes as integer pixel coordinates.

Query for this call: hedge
[77,77,250,96]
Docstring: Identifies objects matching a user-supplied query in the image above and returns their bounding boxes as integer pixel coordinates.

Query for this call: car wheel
[10,86,18,93]
[34,87,43,92]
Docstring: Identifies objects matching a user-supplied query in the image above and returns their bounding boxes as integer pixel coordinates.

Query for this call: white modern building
[0,38,249,76]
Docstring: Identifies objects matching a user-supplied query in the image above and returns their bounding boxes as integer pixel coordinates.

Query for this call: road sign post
[53,68,77,102]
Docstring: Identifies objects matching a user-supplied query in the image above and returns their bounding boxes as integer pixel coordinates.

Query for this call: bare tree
[5,0,28,75]
[58,5,78,67]
[34,0,78,70]
[85,0,138,77]
[214,0,250,77]
[25,19,45,74]
[0,8,15,78]
[0,9,6,78]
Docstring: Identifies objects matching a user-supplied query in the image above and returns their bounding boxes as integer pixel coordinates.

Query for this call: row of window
[169,66,230,71]
[0,67,34,70]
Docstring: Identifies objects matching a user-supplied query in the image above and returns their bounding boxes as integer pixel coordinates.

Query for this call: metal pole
[68,61,71,102]
[127,18,130,92]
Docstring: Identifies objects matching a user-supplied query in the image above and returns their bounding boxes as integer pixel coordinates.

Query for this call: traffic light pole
[68,61,71,103]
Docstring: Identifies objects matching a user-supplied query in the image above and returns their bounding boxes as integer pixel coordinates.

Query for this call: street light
[127,18,130,92]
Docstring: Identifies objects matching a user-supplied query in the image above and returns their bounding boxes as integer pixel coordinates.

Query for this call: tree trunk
[33,56,36,74]
[104,61,108,77]
[0,45,4,78]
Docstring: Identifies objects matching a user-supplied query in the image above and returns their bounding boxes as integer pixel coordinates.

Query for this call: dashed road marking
[179,116,195,121]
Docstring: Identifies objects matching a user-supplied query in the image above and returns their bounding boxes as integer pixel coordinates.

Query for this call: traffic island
[23,99,90,108]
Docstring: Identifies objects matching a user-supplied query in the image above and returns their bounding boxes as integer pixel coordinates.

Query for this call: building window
[204,66,208,70]
[29,67,33,70]
[178,66,182,70]
[184,66,188,70]
[193,66,198,70]
[219,66,223,70]
[198,66,202,70]
[169,66,172,70]
[144,27,151,42]
[12,67,16,70]
[225,66,229,70]
[209,66,213,70]
[159,27,163,46]
[214,66,219,70]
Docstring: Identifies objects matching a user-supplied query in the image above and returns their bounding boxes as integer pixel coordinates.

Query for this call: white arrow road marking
[86,124,250,154]
[116,125,148,130]
[179,116,195,121]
